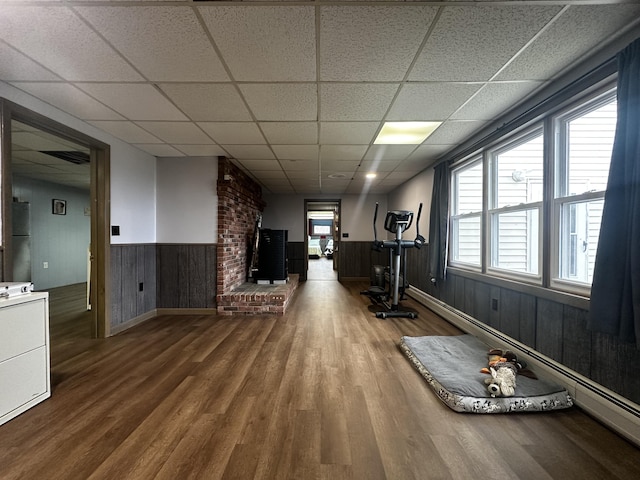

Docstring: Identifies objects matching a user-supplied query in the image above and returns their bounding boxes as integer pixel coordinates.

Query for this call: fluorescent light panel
[374,121,441,145]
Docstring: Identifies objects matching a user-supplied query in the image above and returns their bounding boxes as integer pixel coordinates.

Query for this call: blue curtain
[428,162,450,284]
[588,38,640,347]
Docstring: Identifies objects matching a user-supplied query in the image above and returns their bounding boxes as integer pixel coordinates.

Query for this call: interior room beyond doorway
[306,200,340,282]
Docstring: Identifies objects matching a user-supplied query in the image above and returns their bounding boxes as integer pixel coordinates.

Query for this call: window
[552,91,616,291]
[488,129,544,280]
[451,159,482,267]
[447,84,616,297]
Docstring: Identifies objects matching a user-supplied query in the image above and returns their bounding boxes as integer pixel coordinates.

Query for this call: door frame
[0,98,111,338]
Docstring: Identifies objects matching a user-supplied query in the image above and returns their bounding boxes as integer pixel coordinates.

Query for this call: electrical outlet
[139,282,144,292]
[491,298,498,310]
[43,262,48,269]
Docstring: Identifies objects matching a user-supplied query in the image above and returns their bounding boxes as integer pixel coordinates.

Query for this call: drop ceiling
[1,1,639,195]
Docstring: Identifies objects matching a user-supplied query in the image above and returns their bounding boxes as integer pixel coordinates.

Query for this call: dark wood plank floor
[1,281,639,479]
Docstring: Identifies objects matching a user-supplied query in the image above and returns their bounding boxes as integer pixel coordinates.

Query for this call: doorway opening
[305,199,340,282]
[1,97,111,338]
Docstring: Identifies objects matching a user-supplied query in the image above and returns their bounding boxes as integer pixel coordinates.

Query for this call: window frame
[549,88,616,295]
[449,156,483,271]
[486,126,545,284]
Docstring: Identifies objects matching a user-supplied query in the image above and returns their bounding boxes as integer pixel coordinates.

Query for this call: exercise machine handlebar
[414,202,425,249]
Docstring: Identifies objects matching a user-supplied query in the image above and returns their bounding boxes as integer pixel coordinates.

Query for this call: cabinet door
[0,347,48,418]
[0,299,46,363]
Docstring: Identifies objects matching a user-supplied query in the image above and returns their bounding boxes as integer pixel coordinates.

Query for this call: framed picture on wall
[52,199,66,215]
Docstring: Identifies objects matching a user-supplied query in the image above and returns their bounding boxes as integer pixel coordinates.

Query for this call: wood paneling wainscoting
[110,244,156,331]
[338,241,386,280]
[110,244,217,333]
[157,244,217,310]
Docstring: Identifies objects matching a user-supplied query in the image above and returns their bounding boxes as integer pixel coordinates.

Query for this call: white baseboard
[407,287,640,447]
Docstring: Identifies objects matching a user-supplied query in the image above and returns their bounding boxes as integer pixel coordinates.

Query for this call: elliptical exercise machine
[362,202,425,319]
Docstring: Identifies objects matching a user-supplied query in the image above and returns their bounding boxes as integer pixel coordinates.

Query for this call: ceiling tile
[320,84,398,121]
[12,131,81,152]
[383,171,418,182]
[285,170,319,179]
[320,145,368,161]
[409,5,561,82]
[135,122,214,144]
[272,145,319,161]
[89,121,162,143]
[321,161,359,173]
[424,120,487,145]
[199,5,316,81]
[451,81,543,121]
[404,145,452,164]
[77,83,188,121]
[240,84,317,121]
[320,122,379,144]
[387,83,482,121]
[280,159,319,172]
[0,43,61,81]
[76,6,229,82]
[236,160,284,173]
[198,122,265,145]
[265,185,296,194]
[259,177,292,185]
[10,82,124,120]
[496,5,640,81]
[320,5,438,81]
[160,84,252,121]
[363,145,416,162]
[175,145,227,157]
[359,159,402,172]
[134,144,184,157]
[260,123,318,145]
[222,145,275,160]
[0,6,142,81]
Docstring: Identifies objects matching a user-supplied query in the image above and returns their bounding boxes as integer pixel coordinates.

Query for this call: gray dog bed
[399,334,573,413]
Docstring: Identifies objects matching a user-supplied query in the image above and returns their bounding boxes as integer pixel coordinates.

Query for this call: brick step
[216,274,299,315]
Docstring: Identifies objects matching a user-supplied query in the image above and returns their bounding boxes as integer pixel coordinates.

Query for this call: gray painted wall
[12,176,90,290]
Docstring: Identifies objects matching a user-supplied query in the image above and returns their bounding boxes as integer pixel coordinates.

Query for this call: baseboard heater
[407,287,640,447]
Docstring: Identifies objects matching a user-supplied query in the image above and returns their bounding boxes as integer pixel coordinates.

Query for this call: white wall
[0,81,157,244]
[156,157,218,243]
[109,143,156,244]
[388,169,434,239]
[262,193,387,242]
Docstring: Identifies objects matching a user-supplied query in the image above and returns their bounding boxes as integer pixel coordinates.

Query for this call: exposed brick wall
[216,157,265,297]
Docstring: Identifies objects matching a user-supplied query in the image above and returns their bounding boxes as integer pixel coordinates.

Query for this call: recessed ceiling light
[374,121,442,145]
[366,172,377,179]
[328,173,346,179]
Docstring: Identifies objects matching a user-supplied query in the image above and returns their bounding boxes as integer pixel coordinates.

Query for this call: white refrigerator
[12,202,31,283]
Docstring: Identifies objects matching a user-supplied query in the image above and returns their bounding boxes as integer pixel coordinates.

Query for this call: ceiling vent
[41,151,90,165]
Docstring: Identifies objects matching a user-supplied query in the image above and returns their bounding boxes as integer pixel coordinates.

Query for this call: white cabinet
[0,292,50,426]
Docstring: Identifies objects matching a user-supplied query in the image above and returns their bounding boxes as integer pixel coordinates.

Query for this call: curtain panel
[428,162,450,284]
[588,37,640,347]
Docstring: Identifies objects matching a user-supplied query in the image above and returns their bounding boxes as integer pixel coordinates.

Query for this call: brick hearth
[217,274,299,315]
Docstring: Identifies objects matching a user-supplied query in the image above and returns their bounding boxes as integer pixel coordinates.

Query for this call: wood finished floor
[1,281,639,479]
